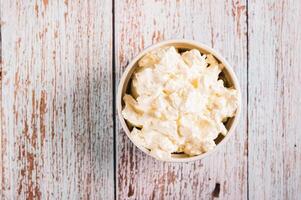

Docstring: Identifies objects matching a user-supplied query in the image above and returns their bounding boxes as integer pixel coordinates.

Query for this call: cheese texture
[122,46,239,160]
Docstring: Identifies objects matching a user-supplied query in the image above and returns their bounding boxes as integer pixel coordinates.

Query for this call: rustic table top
[1,0,300,199]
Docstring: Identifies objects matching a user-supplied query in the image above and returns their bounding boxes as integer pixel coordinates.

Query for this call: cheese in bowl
[119,41,240,161]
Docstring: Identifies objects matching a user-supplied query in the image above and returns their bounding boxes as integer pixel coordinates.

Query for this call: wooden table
[1,0,300,199]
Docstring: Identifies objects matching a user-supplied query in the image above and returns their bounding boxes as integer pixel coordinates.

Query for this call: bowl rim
[117,39,242,162]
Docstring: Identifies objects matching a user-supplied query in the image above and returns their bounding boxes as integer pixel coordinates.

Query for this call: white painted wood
[248,1,301,199]
[115,0,248,199]
[1,0,300,199]
[1,0,114,199]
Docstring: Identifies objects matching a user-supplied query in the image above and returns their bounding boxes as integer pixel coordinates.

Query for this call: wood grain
[115,0,248,199]
[2,0,300,199]
[248,1,301,199]
[1,0,114,199]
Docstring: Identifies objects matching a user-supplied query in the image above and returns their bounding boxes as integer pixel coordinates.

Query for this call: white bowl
[117,39,241,162]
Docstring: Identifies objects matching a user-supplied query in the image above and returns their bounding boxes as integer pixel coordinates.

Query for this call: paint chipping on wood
[1,0,114,199]
[34,3,39,17]
[1,0,300,199]
[115,0,248,199]
[212,183,221,198]
[42,0,48,8]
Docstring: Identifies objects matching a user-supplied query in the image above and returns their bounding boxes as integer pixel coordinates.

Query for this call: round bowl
[117,39,241,162]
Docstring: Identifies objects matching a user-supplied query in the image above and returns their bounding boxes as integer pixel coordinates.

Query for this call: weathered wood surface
[248,1,301,199]
[1,0,301,199]
[1,0,114,199]
[115,0,248,199]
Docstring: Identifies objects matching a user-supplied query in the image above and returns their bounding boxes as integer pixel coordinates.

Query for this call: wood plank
[1,0,114,199]
[248,1,301,199]
[115,0,248,199]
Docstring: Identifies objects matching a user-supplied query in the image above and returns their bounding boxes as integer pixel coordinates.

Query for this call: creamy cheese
[122,46,239,160]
